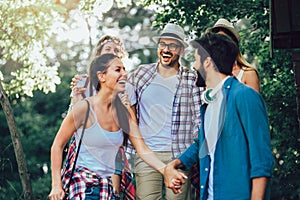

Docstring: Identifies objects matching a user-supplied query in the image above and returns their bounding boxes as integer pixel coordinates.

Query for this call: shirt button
[205,168,208,171]
[201,185,204,189]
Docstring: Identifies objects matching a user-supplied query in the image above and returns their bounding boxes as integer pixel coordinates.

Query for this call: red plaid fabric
[70,166,113,199]
[61,139,136,199]
[61,138,77,188]
[190,163,200,199]
[119,146,136,200]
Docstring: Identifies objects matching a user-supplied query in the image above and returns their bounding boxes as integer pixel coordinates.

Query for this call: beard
[159,52,180,68]
[196,67,206,87]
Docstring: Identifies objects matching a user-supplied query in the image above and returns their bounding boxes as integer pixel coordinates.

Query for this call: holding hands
[163,159,187,194]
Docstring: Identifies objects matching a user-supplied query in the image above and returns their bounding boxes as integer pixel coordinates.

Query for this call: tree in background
[138,0,299,198]
[1,0,299,199]
[1,0,158,199]
[0,1,66,199]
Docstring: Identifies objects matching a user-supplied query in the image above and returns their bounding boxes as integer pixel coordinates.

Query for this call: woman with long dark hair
[49,54,180,199]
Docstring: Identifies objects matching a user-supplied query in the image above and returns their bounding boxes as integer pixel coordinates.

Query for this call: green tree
[0,71,72,199]
[3,0,298,199]
[1,0,157,198]
[0,1,66,199]
[137,0,299,198]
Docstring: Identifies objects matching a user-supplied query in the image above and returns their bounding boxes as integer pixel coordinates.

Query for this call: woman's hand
[120,93,131,109]
[120,93,137,123]
[71,86,87,104]
[111,174,121,195]
[70,74,88,90]
[48,186,65,200]
[164,159,187,194]
[70,74,88,104]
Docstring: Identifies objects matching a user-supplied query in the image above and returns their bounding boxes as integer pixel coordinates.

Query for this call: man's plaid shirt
[126,63,202,158]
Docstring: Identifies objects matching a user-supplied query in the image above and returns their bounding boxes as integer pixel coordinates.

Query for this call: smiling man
[125,23,202,200]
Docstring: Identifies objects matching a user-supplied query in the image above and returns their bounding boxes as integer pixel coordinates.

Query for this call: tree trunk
[0,81,34,200]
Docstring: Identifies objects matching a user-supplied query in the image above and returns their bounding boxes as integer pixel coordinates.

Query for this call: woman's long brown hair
[89,54,129,146]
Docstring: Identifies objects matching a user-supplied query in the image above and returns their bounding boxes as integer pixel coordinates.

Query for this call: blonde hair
[236,52,258,76]
[93,35,126,59]
[207,26,258,74]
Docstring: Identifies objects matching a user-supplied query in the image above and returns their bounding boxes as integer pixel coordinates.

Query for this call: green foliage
[259,48,299,199]
[0,127,23,200]
[1,0,298,199]
[0,66,73,198]
[0,0,66,97]
[137,0,300,198]
[99,2,159,65]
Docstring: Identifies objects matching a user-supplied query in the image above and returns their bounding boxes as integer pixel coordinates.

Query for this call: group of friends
[49,18,274,200]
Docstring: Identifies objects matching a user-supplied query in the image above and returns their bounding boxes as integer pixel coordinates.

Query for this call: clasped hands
[163,159,187,194]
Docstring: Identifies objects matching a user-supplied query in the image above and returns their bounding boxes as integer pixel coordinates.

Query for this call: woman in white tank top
[232,59,260,92]
[49,54,185,200]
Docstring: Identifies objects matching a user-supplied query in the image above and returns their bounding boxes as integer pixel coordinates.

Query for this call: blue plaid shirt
[126,63,202,158]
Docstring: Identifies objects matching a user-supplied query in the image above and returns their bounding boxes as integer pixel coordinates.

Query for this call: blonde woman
[208,18,260,92]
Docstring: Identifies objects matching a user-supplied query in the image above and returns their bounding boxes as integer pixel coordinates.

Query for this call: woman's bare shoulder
[243,70,260,92]
[242,66,257,72]
[72,99,90,113]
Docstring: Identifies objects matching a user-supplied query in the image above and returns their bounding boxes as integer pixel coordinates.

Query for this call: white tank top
[75,105,124,177]
[236,69,244,82]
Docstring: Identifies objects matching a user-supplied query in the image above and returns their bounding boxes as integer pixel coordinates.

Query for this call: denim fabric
[179,77,274,200]
[85,185,120,200]
[85,185,100,200]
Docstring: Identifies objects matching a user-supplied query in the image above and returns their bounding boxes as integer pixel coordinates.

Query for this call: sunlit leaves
[0,0,66,97]
[0,0,64,60]
[8,65,61,97]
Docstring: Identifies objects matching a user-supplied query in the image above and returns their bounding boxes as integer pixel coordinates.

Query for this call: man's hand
[164,159,187,194]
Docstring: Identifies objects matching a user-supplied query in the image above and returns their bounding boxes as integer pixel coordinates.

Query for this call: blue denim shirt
[179,77,274,200]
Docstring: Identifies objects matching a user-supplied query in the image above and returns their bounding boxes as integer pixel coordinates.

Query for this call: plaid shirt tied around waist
[61,139,135,200]
[66,166,113,199]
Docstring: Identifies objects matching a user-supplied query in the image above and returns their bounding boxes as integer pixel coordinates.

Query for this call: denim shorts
[85,185,100,200]
[85,184,120,200]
